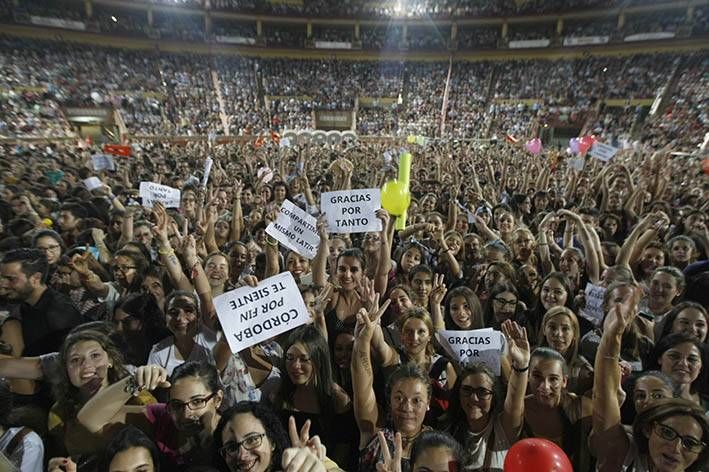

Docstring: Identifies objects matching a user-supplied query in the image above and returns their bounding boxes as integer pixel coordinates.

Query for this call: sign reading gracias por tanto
[266,200,320,259]
[321,189,382,234]
[213,272,309,354]
[139,182,181,209]
[436,328,504,375]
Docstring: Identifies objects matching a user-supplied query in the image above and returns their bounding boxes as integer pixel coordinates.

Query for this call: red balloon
[504,438,573,472]
[578,135,595,154]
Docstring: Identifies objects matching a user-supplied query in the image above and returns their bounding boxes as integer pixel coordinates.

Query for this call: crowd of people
[2,37,706,147]
[0,109,707,472]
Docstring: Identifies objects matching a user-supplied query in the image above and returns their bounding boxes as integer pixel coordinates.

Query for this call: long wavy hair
[53,330,129,420]
[277,325,337,420]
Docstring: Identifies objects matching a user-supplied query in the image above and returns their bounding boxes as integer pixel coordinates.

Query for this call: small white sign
[436,328,504,375]
[83,177,103,191]
[139,182,181,209]
[580,283,606,327]
[214,272,309,354]
[202,158,213,188]
[266,199,320,259]
[321,189,382,234]
[91,154,115,171]
[589,142,619,162]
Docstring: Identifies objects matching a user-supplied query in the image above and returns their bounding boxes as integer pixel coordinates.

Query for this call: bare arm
[501,321,530,441]
[373,210,392,297]
[312,217,329,287]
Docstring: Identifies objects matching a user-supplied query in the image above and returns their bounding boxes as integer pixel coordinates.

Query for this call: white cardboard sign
[266,199,320,259]
[139,182,181,209]
[83,177,103,191]
[321,189,382,234]
[580,283,606,327]
[91,154,115,171]
[436,328,504,375]
[214,272,309,354]
[589,142,619,162]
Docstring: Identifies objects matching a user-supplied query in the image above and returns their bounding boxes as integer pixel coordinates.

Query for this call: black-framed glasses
[37,244,61,252]
[653,422,706,453]
[112,265,137,273]
[167,393,216,413]
[493,297,517,308]
[460,386,493,400]
[219,433,267,458]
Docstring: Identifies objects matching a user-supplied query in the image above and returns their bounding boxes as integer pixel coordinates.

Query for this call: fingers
[378,431,392,464]
[392,432,403,464]
[288,416,300,446]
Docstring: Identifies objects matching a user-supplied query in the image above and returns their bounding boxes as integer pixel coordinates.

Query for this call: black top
[19,287,84,356]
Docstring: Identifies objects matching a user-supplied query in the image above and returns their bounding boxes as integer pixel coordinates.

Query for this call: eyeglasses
[493,297,517,308]
[460,386,493,400]
[285,354,312,364]
[112,265,137,273]
[37,244,61,252]
[167,393,216,413]
[653,422,706,453]
[219,433,266,458]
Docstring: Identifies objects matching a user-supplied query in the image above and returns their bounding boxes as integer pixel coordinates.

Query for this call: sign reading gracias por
[213,272,309,354]
[436,328,504,375]
[321,189,382,234]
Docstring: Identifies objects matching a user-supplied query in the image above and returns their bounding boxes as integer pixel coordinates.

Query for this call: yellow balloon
[381,179,410,216]
[406,135,416,144]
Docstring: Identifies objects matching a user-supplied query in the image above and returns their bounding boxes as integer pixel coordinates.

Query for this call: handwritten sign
[91,154,115,171]
[321,189,382,234]
[589,142,619,162]
[436,328,504,375]
[139,182,181,209]
[266,200,320,259]
[83,177,103,191]
[580,283,606,327]
[214,272,309,354]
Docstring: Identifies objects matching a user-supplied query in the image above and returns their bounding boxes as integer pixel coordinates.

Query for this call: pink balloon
[569,137,581,154]
[525,138,542,155]
[504,438,573,472]
[578,135,595,154]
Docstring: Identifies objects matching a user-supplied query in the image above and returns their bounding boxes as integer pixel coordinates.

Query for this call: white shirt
[0,427,44,472]
[148,325,218,376]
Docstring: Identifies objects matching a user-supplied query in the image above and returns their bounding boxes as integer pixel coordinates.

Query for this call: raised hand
[133,364,171,392]
[501,320,530,370]
[375,431,403,472]
[288,416,326,461]
[605,285,640,335]
[354,296,391,341]
[429,273,447,306]
[355,276,377,312]
[69,251,92,276]
[375,208,390,233]
[48,457,78,472]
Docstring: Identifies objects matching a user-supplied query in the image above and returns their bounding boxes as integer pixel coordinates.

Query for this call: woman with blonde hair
[538,306,593,394]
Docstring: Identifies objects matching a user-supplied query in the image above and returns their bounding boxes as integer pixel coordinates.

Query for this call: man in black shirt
[0,248,83,356]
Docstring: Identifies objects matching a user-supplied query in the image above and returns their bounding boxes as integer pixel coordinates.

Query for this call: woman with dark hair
[482,283,527,331]
[644,266,686,323]
[215,401,339,472]
[376,429,463,472]
[620,371,677,426]
[114,293,169,366]
[655,301,708,343]
[441,320,529,470]
[274,325,352,467]
[442,286,484,330]
[528,272,575,342]
[645,333,707,408]
[97,425,160,472]
[32,229,65,268]
[76,361,224,469]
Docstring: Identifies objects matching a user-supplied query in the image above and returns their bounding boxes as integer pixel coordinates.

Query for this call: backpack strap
[5,427,31,457]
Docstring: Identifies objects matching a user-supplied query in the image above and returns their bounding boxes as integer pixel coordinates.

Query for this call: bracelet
[537,243,548,246]
[157,246,174,256]
[512,364,529,373]
[124,376,139,396]
[266,239,279,247]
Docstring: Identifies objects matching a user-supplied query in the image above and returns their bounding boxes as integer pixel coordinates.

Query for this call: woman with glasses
[441,320,529,470]
[76,361,224,469]
[592,282,709,471]
[215,401,341,472]
[32,229,64,269]
[483,283,527,331]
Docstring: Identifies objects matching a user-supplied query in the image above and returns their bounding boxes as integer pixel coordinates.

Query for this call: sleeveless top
[455,414,512,472]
